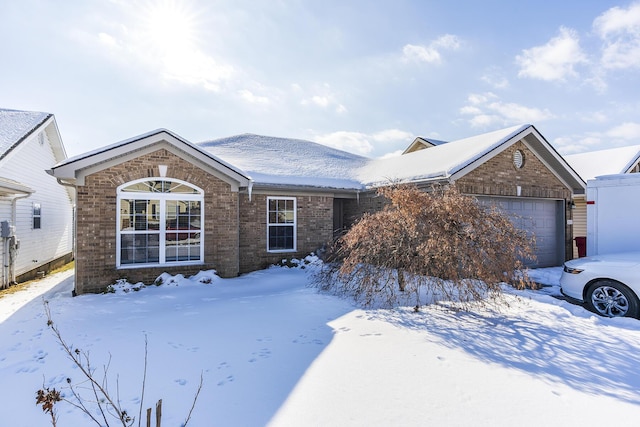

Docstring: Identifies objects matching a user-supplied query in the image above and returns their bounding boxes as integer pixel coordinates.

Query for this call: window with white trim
[267,197,296,252]
[117,178,204,267]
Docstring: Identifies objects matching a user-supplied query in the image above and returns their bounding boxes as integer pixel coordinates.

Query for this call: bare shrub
[316,184,536,309]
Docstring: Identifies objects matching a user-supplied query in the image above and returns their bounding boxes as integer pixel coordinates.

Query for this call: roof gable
[50,129,251,188]
[359,124,585,194]
[0,108,52,161]
[402,136,448,154]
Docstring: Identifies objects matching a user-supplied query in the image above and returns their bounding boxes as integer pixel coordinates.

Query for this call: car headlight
[563,265,584,274]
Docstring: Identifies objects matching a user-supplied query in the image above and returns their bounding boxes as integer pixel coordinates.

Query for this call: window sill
[117,261,204,270]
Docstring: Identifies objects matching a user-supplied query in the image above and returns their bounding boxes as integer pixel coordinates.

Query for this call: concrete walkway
[0,269,74,323]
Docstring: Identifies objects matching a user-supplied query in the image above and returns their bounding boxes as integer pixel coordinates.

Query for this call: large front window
[117,178,204,267]
[267,197,296,252]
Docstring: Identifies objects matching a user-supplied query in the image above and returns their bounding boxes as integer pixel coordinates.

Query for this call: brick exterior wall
[74,140,575,293]
[238,193,333,272]
[75,148,240,294]
[455,142,572,200]
[341,142,574,263]
[455,142,573,261]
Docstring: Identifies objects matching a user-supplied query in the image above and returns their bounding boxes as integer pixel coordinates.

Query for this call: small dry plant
[316,184,536,309]
[36,300,203,427]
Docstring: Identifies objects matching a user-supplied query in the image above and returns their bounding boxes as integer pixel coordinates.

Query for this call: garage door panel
[478,197,563,268]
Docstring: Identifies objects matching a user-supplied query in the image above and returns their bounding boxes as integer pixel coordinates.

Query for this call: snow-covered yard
[1,263,640,426]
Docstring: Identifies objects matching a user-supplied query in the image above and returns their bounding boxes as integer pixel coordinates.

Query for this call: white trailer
[586,173,640,256]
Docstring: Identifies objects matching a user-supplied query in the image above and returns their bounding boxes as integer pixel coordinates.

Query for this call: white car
[560,252,640,318]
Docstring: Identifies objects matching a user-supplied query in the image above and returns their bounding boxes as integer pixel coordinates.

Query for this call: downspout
[55,178,77,293]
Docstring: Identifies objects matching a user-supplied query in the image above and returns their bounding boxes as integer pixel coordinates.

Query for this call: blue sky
[2,0,640,158]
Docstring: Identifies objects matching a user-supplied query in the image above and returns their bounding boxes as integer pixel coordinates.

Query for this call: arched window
[116,178,204,267]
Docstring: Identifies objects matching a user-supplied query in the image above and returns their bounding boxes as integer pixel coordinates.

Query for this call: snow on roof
[0,108,51,158]
[359,124,530,187]
[53,128,250,182]
[199,134,370,189]
[55,124,544,191]
[564,144,640,181]
[200,126,532,190]
[55,128,183,167]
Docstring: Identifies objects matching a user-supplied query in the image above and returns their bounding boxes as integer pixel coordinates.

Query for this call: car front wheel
[586,280,640,318]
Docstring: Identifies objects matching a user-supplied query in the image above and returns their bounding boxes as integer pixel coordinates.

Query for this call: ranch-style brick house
[49,124,585,295]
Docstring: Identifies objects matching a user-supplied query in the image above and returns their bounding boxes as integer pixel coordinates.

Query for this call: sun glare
[129,0,232,90]
[141,0,199,52]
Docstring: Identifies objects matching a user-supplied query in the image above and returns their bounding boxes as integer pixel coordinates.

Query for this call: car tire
[586,280,640,318]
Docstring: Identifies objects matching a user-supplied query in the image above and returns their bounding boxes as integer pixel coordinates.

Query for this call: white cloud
[580,111,609,124]
[315,131,374,155]
[606,122,640,139]
[594,3,640,69]
[371,129,413,143]
[460,93,554,128]
[553,135,604,155]
[402,34,461,64]
[554,122,640,155]
[433,34,461,50]
[403,44,441,63]
[97,32,118,48]
[593,2,640,38]
[160,48,234,91]
[311,96,331,107]
[299,84,347,114]
[467,92,497,105]
[481,70,509,89]
[469,114,501,128]
[459,105,482,115]
[238,89,270,105]
[516,27,587,81]
[486,101,554,123]
[314,129,414,157]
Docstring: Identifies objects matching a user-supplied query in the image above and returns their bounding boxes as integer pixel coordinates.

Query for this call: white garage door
[478,197,564,268]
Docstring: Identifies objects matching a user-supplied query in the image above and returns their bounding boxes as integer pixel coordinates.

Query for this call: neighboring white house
[565,145,640,258]
[0,108,74,287]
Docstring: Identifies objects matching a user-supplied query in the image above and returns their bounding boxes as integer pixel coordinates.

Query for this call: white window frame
[266,196,297,253]
[33,203,42,230]
[116,178,204,269]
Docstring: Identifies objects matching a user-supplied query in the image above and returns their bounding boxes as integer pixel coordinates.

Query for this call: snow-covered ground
[1,263,640,426]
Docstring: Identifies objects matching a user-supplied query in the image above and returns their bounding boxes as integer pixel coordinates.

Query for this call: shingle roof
[0,108,51,160]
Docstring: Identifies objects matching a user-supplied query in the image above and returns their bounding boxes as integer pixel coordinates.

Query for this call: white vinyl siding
[572,197,587,258]
[32,203,41,229]
[0,126,73,276]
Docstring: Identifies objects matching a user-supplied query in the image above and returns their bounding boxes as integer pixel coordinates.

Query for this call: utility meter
[1,220,15,238]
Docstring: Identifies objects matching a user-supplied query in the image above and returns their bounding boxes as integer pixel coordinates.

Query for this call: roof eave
[50,130,252,187]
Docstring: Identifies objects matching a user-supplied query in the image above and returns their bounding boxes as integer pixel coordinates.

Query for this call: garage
[478,196,565,268]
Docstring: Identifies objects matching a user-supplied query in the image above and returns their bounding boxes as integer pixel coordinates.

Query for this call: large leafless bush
[315,184,536,309]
